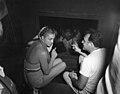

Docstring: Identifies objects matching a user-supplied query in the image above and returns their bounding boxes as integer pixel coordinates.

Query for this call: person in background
[62,28,73,54]
[72,29,81,45]
[63,29,106,94]
[53,33,66,54]
[24,26,66,93]
[96,24,120,94]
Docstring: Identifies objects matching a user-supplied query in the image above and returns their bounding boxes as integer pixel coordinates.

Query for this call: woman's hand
[51,48,57,59]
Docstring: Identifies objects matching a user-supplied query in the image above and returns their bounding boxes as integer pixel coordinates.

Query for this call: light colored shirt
[79,48,105,93]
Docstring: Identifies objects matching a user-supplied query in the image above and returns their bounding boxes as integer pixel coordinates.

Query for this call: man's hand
[69,71,78,79]
[72,42,81,53]
[72,42,87,57]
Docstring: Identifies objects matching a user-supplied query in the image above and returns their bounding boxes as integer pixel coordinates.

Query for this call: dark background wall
[4,0,120,52]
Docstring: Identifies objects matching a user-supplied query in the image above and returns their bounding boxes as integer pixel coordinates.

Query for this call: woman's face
[42,33,55,47]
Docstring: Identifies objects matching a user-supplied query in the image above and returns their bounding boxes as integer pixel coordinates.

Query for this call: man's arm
[69,72,88,90]
[72,42,87,57]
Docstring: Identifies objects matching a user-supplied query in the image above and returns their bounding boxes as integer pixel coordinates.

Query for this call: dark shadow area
[39,16,98,31]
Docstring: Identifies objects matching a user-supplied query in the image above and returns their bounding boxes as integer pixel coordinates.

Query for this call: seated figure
[63,29,106,94]
[24,26,66,93]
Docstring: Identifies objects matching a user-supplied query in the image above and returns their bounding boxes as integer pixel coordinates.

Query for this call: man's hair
[85,28,96,35]
[86,28,104,48]
[38,26,57,38]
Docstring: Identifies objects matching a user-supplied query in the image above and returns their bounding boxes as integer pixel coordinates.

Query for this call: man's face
[42,33,55,47]
[82,34,90,51]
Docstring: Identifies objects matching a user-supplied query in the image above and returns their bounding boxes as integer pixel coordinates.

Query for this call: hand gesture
[72,42,87,57]
[72,42,81,53]
[51,48,57,59]
[69,71,78,79]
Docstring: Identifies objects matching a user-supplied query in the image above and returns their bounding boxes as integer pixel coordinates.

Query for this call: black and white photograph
[0,0,119,94]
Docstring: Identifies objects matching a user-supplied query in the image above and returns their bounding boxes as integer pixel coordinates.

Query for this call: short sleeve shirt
[79,48,105,93]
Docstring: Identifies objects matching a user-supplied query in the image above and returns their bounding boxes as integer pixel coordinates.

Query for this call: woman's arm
[38,48,57,75]
[49,48,57,68]
[38,51,50,75]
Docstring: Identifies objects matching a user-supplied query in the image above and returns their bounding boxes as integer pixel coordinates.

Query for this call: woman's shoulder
[26,41,48,60]
[34,41,48,55]
[27,40,45,54]
[34,41,46,50]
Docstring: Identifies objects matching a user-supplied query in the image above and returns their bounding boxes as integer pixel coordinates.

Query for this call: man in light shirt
[63,29,106,94]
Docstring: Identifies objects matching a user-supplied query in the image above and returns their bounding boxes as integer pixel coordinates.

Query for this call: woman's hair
[38,26,57,38]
